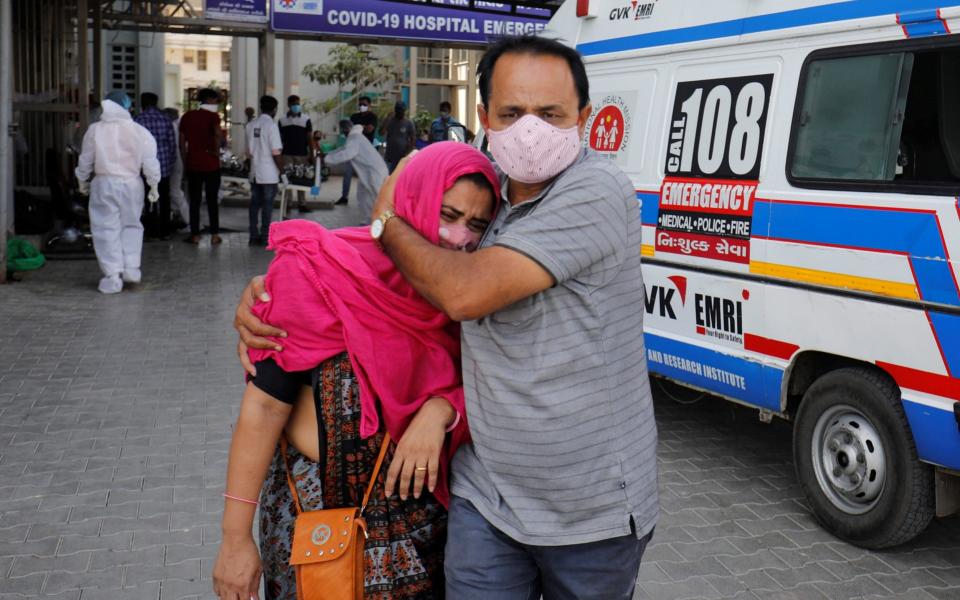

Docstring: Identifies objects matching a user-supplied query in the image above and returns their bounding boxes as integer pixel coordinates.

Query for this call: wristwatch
[370,210,397,244]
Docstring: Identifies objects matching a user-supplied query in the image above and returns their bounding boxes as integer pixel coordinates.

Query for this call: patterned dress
[259,352,447,599]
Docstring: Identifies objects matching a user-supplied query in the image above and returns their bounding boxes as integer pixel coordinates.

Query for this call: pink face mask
[485,114,582,184]
[438,223,482,252]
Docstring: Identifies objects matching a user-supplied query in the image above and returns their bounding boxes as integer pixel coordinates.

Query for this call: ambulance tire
[793,367,934,549]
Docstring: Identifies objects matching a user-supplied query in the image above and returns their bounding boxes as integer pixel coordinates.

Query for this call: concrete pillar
[466,50,478,133]
[283,39,299,98]
[230,38,245,155]
[93,1,103,100]
[0,0,11,282]
[409,46,419,116]
[259,31,275,97]
[78,0,89,134]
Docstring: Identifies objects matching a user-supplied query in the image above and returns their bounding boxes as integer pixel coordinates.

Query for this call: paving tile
[45,567,123,594]
[821,555,899,580]
[812,574,894,599]
[869,568,951,594]
[717,549,790,576]
[726,531,797,555]
[58,532,133,556]
[672,538,743,562]
[80,581,160,600]
[703,570,782,596]
[764,562,840,588]
[658,556,731,581]
[9,553,91,578]
[640,575,723,600]
[926,566,960,586]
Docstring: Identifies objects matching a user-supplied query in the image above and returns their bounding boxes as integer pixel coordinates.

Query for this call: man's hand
[384,397,455,500]
[147,186,159,204]
[77,180,90,196]
[234,275,287,377]
[371,150,417,222]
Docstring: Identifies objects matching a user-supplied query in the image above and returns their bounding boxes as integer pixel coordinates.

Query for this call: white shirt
[245,113,283,184]
[75,99,161,186]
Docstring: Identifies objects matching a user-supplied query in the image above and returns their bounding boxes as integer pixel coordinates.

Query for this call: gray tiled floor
[1,193,958,599]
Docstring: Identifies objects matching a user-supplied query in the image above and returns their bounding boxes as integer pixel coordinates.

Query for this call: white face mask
[200,103,219,113]
[359,105,369,113]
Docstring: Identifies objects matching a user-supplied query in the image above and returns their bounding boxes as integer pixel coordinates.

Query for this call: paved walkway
[1,200,958,599]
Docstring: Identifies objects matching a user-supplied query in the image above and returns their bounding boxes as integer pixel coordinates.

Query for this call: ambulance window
[791,53,912,181]
[791,46,960,191]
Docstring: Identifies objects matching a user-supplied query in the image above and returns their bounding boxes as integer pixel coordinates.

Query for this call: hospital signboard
[271,0,548,44]
[205,0,269,22]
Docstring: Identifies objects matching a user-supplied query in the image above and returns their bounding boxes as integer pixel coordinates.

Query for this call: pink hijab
[247,142,499,507]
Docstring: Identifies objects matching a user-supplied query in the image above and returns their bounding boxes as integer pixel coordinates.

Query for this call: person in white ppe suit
[75,91,161,294]
[322,120,388,224]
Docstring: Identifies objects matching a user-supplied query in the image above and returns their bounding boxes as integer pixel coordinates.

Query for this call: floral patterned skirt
[259,352,447,599]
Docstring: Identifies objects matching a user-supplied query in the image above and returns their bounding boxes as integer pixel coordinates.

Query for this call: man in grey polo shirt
[235,35,657,599]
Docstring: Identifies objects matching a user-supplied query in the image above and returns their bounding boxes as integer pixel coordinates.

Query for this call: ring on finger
[415,466,427,472]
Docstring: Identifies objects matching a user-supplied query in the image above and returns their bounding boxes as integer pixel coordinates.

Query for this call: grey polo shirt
[450,148,659,546]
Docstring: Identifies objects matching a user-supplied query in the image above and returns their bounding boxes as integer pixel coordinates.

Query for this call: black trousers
[186,170,221,235]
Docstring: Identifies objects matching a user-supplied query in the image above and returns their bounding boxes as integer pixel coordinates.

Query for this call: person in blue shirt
[429,101,462,143]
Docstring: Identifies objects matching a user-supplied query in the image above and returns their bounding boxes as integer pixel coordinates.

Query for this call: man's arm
[306,119,317,155]
[74,126,96,183]
[270,122,284,172]
[214,120,224,151]
[323,136,359,166]
[405,120,416,154]
[141,128,161,188]
[178,120,188,163]
[380,219,553,322]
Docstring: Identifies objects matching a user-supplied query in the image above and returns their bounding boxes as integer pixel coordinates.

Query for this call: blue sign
[271,0,548,45]
[206,0,268,23]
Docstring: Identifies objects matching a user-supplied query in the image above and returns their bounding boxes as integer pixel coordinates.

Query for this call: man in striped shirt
[373,36,658,598]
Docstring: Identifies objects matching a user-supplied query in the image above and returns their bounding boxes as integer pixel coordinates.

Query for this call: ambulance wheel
[793,367,934,549]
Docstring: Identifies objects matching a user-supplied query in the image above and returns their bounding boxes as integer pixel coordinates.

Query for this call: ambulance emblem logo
[585,95,631,159]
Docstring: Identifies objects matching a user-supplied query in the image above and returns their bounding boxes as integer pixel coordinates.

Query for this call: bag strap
[279,436,304,515]
[280,432,391,517]
[360,432,391,516]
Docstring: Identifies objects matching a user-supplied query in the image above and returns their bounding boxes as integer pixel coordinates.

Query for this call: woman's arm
[384,397,456,501]
[213,383,293,600]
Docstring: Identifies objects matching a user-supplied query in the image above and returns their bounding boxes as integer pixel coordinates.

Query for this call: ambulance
[546,0,960,548]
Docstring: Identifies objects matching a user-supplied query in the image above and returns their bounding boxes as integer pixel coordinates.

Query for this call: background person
[179,88,223,245]
[429,101,461,143]
[278,94,317,213]
[162,107,189,231]
[323,120,388,224]
[338,96,378,206]
[380,100,416,173]
[245,95,284,246]
[135,92,176,239]
[75,91,160,294]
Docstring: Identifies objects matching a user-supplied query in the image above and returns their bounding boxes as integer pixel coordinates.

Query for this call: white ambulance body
[547,0,960,547]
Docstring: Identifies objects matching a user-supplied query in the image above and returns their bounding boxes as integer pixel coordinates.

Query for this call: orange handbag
[281,434,391,600]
